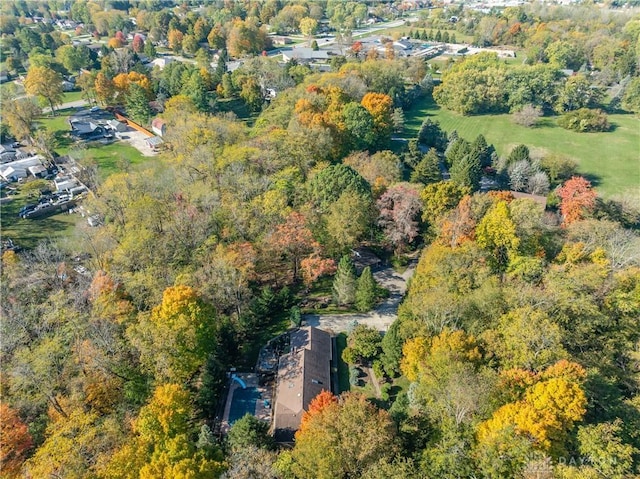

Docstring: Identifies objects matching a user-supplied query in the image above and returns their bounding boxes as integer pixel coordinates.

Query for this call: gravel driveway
[302,261,416,333]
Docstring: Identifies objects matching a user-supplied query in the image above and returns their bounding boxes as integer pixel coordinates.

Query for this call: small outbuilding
[151,118,166,137]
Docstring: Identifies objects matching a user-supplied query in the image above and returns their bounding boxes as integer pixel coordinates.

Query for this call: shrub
[349,366,361,387]
[289,306,302,327]
[558,108,610,132]
[372,360,386,380]
[512,104,543,127]
[380,383,392,402]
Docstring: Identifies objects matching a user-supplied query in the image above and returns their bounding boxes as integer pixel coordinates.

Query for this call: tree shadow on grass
[581,172,603,189]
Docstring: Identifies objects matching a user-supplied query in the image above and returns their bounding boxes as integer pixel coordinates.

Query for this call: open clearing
[403,97,640,197]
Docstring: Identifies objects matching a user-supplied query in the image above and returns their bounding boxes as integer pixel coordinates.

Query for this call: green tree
[308,164,371,211]
[577,420,637,479]
[291,393,399,479]
[333,255,357,306]
[494,306,567,371]
[55,44,92,73]
[343,324,382,364]
[126,82,152,125]
[144,39,157,58]
[410,149,442,184]
[227,414,275,452]
[355,267,377,312]
[325,191,372,253]
[3,98,41,142]
[449,153,481,191]
[342,102,375,150]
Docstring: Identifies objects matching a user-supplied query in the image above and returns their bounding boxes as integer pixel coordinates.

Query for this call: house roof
[146,136,163,147]
[151,118,166,129]
[281,48,330,61]
[273,327,331,442]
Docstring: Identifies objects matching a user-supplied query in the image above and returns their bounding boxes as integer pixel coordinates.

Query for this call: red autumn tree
[299,390,338,432]
[301,254,337,286]
[438,194,476,247]
[0,404,33,476]
[270,211,317,281]
[132,34,145,53]
[557,176,596,226]
[376,183,423,255]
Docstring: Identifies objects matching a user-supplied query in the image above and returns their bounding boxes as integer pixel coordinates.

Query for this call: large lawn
[37,110,148,180]
[403,97,640,196]
[0,191,79,250]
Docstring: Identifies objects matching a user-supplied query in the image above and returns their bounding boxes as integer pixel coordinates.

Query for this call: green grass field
[37,109,148,179]
[403,97,640,196]
[0,190,79,250]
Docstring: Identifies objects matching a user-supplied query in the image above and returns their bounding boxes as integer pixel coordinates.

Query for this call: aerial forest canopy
[1,0,639,478]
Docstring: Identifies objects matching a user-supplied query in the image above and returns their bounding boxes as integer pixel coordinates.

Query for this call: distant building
[270,35,292,46]
[272,327,332,443]
[0,156,45,181]
[281,48,330,63]
[149,57,173,69]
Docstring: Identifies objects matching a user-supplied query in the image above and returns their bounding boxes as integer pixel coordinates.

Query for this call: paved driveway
[302,261,416,334]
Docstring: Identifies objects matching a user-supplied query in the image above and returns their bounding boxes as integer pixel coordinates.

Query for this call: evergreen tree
[450,153,482,191]
[418,118,447,151]
[411,149,442,184]
[216,50,227,77]
[451,33,457,44]
[126,82,151,125]
[355,267,377,312]
[507,144,530,165]
[404,138,423,168]
[471,134,494,168]
[311,40,319,51]
[435,30,442,42]
[442,31,450,43]
[143,39,157,58]
[333,255,357,306]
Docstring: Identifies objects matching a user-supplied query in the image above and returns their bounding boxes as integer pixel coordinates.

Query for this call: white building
[0,156,45,181]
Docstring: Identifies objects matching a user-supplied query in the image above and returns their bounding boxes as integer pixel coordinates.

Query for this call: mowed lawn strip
[403,97,640,196]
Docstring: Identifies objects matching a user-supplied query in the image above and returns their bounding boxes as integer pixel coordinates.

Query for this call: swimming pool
[228,387,261,425]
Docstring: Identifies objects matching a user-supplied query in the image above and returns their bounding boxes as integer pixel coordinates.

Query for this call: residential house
[272,327,332,443]
[0,155,45,181]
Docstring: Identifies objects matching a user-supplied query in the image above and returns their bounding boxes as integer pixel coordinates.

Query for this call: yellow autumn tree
[129,285,217,383]
[478,365,587,457]
[361,92,393,144]
[476,200,520,271]
[400,336,429,382]
[24,65,64,114]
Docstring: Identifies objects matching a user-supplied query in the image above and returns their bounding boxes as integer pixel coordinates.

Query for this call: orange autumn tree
[0,403,33,477]
[270,211,332,283]
[557,176,596,226]
[361,92,393,145]
[299,390,338,432]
